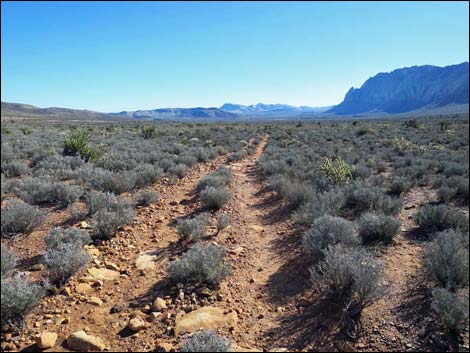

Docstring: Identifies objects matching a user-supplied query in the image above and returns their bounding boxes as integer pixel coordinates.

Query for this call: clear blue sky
[1,1,469,112]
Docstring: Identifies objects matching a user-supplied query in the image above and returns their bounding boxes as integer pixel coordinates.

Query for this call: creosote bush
[1,198,44,237]
[168,243,231,287]
[302,215,356,264]
[358,212,401,244]
[431,288,469,336]
[181,330,230,352]
[200,186,230,210]
[422,230,469,291]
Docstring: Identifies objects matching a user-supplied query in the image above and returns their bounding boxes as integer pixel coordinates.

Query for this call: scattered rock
[30,263,44,271]
[153,297,167,312]
[87,297,103,306]
[156,341,174,352]
[174,306,238,336]
[76,283,93,295]
[80,221,91,229]
[135,252,158,270]
[110,304,125,314]
[88,267,119,281]
[105,262,120,271]
[66,331,105,352]
[128,317,146,332]
[35,332,58,349]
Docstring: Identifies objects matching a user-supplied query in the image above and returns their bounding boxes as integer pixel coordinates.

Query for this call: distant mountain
[220,103,332,116]
[329,62,469,115]
[111,107,238,120]
[1,102,119,121]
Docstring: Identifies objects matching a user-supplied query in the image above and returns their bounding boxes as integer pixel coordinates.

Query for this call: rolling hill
[1,102,119,121]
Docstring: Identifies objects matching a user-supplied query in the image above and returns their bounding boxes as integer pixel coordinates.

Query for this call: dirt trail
[15,135,294,352]
[16,149,240,351]
[213,135,297,351]
[359,187,437,351]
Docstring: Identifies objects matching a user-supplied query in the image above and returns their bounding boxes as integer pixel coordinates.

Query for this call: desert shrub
[196,167,232,192]
[106,171,137,194]
[1,199,44,237]
[91,203,135,240]
[1,161,29,177]
[1,246,17,278]
[15,177,81,207]
[54,183,83,207]
[44,227,91,249]
[181,330,230,352]
[318,157,355,186]
[134,164,162,188]
[415,204,469,236]
[302,216,356,263]
[168,243,231,287]
[200,186,230,210]
[453,176,469,202]
[438,176,469,203]
[44,242,91,285]
[67,202,88,222]
[169,163,188,179]
[346,184,401,215]
[86,190,118,215]
[1,174,9,199]
[352,164,372,180]
[282,183,314,209]
[177,213,209,241]
[388,176,412,195]
[295,188,346,225]
[431,288,469,335]
[437,186,457,203]
[422,230,469,290]
[227,150,246,162]
[358,213,401,244]
[311,245,386,310]
[1,274,46,326]
[134,189,161,206]
[216,214,230,231]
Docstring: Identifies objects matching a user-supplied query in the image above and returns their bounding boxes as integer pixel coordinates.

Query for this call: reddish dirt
[357,187,438,352]
[3,136,469,353]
